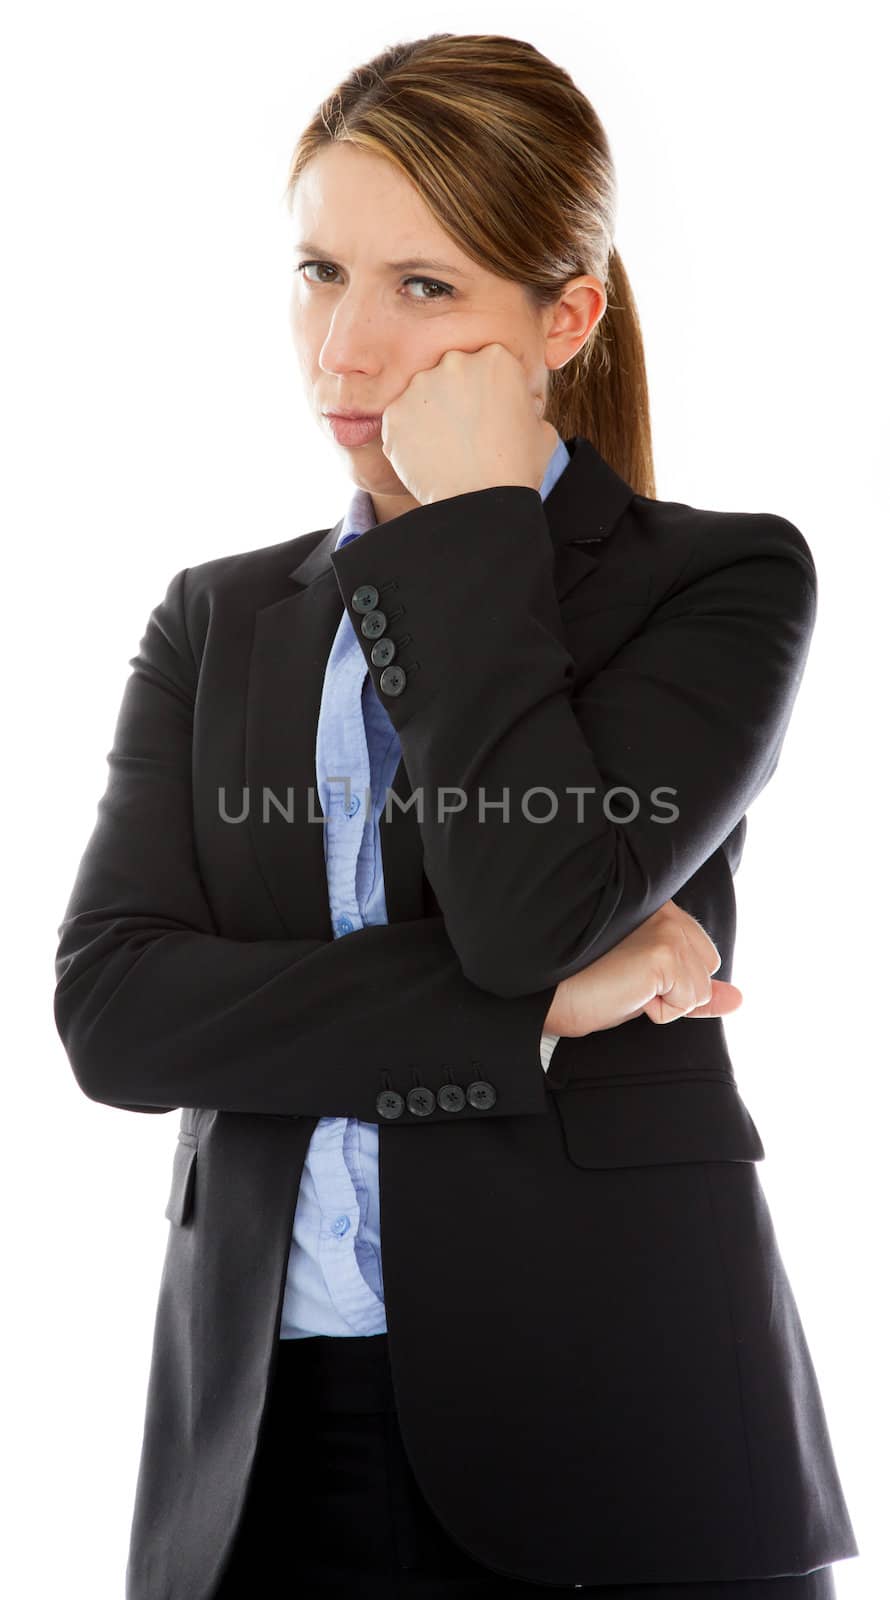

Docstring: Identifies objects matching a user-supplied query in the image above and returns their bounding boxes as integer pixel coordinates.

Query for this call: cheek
[433,312,524,366]
[289,284,320,332]
[289,311,321,372]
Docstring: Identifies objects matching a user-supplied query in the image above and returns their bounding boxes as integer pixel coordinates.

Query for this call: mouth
[324,409,382,421]
[324,412,383,446]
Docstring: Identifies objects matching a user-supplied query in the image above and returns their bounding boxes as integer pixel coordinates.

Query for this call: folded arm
[53,568,556,1119]
[329,490,817,998]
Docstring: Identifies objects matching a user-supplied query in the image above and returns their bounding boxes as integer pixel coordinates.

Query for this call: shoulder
[183,524,330,601]
[156,525,332,660]
[625,491,817,595]
[599,494,818,635]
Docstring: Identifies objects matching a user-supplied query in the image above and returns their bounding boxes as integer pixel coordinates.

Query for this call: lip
[324,412,383,447]
[324,409,382,420]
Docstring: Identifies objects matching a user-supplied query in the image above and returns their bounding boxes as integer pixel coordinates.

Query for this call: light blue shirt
[278,432,571,1339]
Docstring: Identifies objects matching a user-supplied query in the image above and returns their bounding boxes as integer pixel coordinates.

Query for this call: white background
[3,2,884,1595]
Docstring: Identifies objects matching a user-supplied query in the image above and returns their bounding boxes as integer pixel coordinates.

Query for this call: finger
[684,982,744,1018]
[676,913,722,976]
[646,946,715,1023]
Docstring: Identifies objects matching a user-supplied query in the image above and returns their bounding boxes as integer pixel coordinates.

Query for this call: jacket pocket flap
[554,1078,766,1169]
[165,1133,198,1225]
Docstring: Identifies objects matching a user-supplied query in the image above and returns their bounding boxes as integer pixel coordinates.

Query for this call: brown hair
[283,32,655,498]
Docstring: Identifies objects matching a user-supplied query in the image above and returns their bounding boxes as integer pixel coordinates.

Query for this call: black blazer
[54,436,858,1596]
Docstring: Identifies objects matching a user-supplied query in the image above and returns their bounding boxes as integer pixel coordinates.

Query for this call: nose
[317,287,391,377]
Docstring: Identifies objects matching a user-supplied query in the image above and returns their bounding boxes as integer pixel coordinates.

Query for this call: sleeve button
[406,1086,436,1116]
[360,609,387,639]
[376,1089,405,1120]
[370,637,396,667]
[437,1083,466,1113]
[379,664,406,697]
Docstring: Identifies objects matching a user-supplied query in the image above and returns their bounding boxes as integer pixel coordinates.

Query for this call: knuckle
[654,940,677,970]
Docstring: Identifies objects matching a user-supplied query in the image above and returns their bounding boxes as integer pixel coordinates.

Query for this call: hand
[379,342,559,506]
[543,899,743,1036]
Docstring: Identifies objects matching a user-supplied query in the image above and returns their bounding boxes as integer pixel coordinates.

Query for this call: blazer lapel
[244,436,635,940]
[245,521,347,942]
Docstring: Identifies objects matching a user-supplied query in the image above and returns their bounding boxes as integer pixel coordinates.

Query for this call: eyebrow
[294,240,470,277]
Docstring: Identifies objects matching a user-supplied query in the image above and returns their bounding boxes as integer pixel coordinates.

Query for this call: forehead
[291,144,474,272]
[294,145,427,224]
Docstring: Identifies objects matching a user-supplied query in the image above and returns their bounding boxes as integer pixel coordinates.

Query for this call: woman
[54,30,859,1600]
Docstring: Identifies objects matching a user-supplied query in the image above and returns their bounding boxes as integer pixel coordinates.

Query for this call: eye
[295,260,339,285]
[294,260,455,303]
[402,276,454,302]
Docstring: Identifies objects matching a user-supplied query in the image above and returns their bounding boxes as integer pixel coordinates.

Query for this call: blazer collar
[286,434,636,594]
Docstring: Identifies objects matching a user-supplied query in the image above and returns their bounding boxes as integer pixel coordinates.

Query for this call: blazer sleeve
[328,488,818,999]
[53,568,556,1120]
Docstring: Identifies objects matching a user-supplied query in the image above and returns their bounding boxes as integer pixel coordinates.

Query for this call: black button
[352,585,379,613]
[370,636,396,667]
[467,1080,497,1110]
[379,665,406,697]
[437,1083,466,1113]
[406,1086,436,1117]
[376,1089,405,1120]
[361,609,387,639]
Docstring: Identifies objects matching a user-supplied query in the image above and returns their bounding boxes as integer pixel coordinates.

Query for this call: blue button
[347,794,361,817]
[331,1215,351,1237]
[335,914,354,936]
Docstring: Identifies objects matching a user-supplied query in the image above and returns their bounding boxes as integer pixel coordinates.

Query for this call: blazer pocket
[165,1132,198,1226]
[554,1077,766,1170]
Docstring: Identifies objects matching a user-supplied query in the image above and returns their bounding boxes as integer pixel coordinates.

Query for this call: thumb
[684,981,744,1019]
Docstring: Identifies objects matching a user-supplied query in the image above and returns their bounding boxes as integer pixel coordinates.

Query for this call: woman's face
[289,143,603,522]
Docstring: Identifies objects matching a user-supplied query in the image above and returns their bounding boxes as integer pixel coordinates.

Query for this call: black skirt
[211,1332,838,1599]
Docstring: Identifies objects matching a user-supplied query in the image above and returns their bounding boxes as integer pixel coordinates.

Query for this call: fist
[379,343,558,506]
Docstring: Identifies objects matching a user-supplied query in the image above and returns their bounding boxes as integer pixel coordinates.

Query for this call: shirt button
[335,914,354,936]
[331,1215,352,1237]
[346,794,361,817]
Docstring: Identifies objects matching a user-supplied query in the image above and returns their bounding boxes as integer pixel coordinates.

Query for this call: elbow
[453,882,640,1001]
[54,1007,110,1106]
[462,960,536,1001]
[443,832,654,998]
[457,938,572,1002]
[56,1017,164,1113]
[54,967,118,1107]
[54,949,174,1114]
